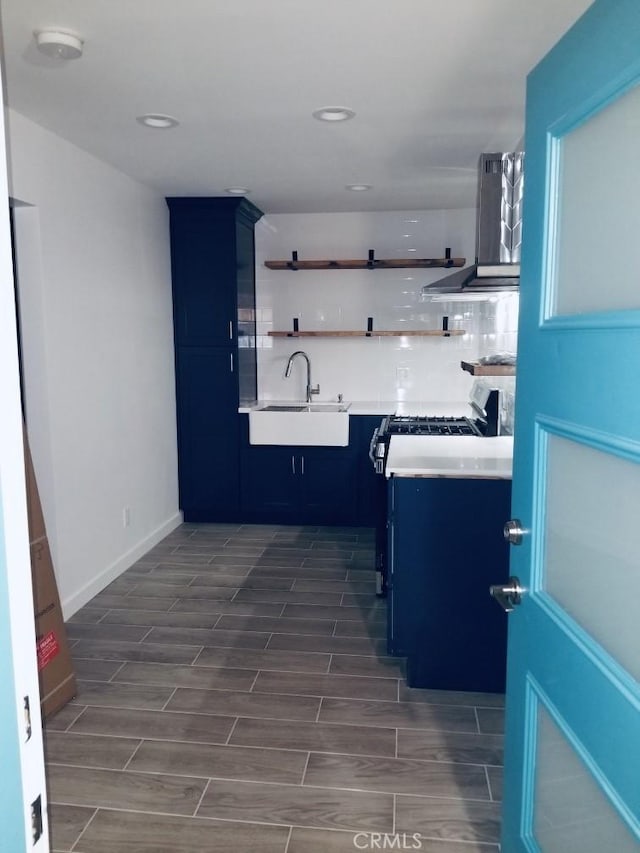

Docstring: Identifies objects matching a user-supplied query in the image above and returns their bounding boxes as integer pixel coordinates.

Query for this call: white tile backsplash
[255,210,519,404]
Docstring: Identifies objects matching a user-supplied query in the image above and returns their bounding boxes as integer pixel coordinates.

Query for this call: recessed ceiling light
[136,114,179,129]
[345,184,372,192]
[225,187,250,195]
[312,106,356,122]
[35,29,83,60]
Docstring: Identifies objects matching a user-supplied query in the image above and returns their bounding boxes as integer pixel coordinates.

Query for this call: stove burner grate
[388,415,482,437]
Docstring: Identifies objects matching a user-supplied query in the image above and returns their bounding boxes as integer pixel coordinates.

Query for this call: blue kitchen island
[385,435,513,693]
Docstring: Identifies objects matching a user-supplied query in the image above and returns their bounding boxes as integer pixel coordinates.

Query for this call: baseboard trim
[61,511,183,620]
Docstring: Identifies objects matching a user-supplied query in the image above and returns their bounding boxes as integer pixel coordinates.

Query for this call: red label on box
[36,631,60,671]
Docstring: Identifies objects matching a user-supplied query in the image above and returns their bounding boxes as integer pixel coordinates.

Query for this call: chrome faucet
[284,350,320,403]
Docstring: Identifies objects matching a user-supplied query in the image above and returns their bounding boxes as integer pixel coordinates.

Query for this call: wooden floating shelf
[269,330,466,338]
[265,257,466,271]
[461,360,516,376]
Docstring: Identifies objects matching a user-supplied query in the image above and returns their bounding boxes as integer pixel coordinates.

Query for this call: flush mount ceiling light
[136,114,179,129]
[312,106,355,122]
[345,184,372,192]
[225,187,250,195]
[35,29,83,60]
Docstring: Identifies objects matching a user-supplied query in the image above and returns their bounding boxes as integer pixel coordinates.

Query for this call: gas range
[370,389,504,476]
[386,415,482,437]
[371,414,481,475]
[368,386,507,598]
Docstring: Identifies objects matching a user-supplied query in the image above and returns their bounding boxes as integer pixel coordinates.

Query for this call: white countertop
[385,435,513,479]
[239,400,474,417]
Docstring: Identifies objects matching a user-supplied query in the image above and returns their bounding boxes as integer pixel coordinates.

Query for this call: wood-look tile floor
[46,523,504,852]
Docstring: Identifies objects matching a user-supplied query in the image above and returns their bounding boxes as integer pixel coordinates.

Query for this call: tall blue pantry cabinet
[167,197,263,521]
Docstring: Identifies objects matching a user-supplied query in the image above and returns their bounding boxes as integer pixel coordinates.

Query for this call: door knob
[504,518,524,545]
[490,576,524,612]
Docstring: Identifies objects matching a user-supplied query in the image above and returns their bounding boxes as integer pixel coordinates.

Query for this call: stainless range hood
[423,152,524,295]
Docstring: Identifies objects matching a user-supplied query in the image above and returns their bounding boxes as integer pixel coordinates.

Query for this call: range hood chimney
[423,152,524,295]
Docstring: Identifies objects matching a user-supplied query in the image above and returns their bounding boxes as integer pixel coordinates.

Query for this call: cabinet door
[241,446,299,516]
[169,209,237,347]
[176,347,239,518]
[301,448,358,524]
[235,220,258,403]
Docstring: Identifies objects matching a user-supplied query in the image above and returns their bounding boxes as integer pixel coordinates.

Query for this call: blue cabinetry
[353,415,386,527]
[239,416,358,524]
[167,198,263,521]
[176,348,239,518]
[165,196,388,531]
[387,475,511,692]
[240,445,299,517]
[169,204,238,348]
[303,448,358,521]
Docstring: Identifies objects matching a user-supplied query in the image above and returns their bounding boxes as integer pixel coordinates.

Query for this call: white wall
[255,210,518,403]
[5,109,180,617]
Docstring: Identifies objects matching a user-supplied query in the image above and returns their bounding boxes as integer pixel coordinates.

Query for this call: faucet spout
[284,350,319,403]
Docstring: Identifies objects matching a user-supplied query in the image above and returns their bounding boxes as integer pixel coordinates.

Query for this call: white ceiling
[0,0,592,213]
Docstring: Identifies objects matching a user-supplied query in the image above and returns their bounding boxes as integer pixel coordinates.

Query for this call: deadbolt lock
[504,518,524,545]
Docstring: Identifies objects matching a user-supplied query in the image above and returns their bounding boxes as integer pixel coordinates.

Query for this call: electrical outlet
[396,366,410,386]
[122,506,131,528]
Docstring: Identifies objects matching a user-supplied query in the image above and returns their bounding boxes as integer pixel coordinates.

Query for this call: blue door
[501,0,640,849]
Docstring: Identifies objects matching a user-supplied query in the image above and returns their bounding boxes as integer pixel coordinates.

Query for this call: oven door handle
[369,427,380,466]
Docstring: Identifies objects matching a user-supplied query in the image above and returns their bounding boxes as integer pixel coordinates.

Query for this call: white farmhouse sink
[249,404,350,446]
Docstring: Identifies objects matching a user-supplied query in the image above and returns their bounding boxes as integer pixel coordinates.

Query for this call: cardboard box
[23,428,76,718]
[30,537,76,717]
[23,432,46,543]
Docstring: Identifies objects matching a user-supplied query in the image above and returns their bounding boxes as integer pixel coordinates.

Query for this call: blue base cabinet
[240,445,299,518]
[239,416,358,524]
[387,475,511,693]
[167,197,263,522]
[302,449,358,522]
[354,415,388,527]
